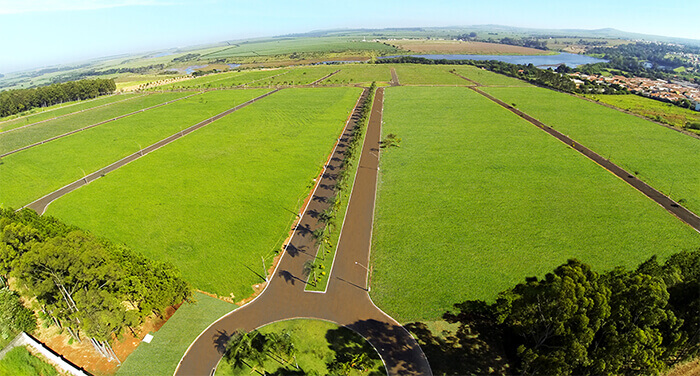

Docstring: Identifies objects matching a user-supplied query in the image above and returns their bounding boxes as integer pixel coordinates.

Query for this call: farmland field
[320,64,393,85]
[158,69,286,90]
[392,64,468,85]
[483,87,700,215]
[117,292,234,376]
[46,87,362,298]
[371,86,700,322]
[0,92,192,154]
[450,65,533,86]
[0,93,141,133]
[201,37,397,59]
[391,39,551,55]
[0,89,270,209]
[585,93,700,130]
[250,65,340,86]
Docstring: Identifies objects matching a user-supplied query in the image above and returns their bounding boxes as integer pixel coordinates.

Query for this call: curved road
[174,87,433,376]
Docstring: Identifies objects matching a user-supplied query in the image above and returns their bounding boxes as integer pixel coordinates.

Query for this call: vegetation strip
[23,89,278,215]
[310,69,340,85]
[0,92,203,158]
[471,86,700,233]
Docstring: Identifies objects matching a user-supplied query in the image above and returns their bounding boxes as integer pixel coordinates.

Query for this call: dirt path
[471,87,700,233]
[390,68,400,86]
[1,92,203,158]
[174,87,432,376]
[310,69,340,86]
[23,89,279,216]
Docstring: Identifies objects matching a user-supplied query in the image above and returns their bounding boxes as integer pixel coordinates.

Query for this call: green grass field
[0,92,192,155]
[320,64,393,85]
[585,93,700,130]
[214,319,385,376]
[0,89,270,209]
[117,292,234,376]
[450,65,533,86]
[392,64,469,85]
[0,93,141,133]
[250,66,340,86]
[483,87,700,215]
[371,86,700,322]
[201,37,397,59]
[158,69,286,90]
[46,87,362,298]
[0,347,58,376]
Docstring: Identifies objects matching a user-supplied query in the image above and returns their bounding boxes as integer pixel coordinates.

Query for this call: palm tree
[302,260,320,286]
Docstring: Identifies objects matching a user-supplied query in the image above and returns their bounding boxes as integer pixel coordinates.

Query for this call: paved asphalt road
[174,87,433,376]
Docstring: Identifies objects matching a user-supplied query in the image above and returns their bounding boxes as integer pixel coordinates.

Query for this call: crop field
[0,93,141,133]
[201,37,397,59]
[371,86,700,322]
[161,69,287,90]
[450,65,533,86]
[117,292,234,376]
[250,65,340,86]
[392,64,469,85]
[483,87,700,215]
[320,64,393,85]
[46,87,362,297]
[585,93,700,130]
[0,92,192,155]
[390,39,550,55]
[0,89,270,209]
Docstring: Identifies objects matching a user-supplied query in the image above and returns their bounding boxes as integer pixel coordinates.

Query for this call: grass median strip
[371,86,700,322]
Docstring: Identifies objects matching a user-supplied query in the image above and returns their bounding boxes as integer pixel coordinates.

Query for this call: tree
[0,289,36,340]
[494,259,610,375]
[303,260,321,286]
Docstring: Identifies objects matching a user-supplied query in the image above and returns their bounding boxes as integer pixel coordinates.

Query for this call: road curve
[174,87,432,376]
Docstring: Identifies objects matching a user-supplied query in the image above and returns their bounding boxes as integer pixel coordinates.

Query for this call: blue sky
[0,0,698,73]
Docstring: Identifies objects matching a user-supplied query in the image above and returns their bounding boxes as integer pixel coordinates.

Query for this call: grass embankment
[320,64,392,85]
[214,319,385,376]
[0,89,270,209]
[371,86,700,322]
[0,347,58,376]
[0,93,140,133]
[449,65,533,86]
[117,292,234,376]
[392,64,469,85]
[483,87,700,215]
[585,93,700,132]
[47,87,362,299]
[0,92,191,154]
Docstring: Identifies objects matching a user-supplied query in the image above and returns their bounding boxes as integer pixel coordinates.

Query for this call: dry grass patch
[391,39,550,55]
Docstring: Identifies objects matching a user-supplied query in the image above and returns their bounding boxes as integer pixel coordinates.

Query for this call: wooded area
[0,78,116,118]
[0,209,191,359]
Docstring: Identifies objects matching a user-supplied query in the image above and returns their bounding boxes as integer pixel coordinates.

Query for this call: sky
[0,0,698,73]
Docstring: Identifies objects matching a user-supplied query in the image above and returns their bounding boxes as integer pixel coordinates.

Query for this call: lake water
[380,52,607,68]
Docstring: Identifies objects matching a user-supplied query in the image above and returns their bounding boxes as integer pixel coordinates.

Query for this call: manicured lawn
[321,64,392,85]
[585,93,700,130]
[0,89,270,209]
[117,292,234,376]
[450,65,533,87]
[46,87,362,298]
[0,93,140,133]
[215,319,385,376]
[483,87,700,215]
[392,64,468,85]
[0,346,58,376]
[371,86,700,322]
[0,92,191,154]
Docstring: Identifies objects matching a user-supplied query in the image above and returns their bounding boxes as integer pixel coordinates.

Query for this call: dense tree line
[0,289,36,343]
[48,64,166,84]
[0,208,191,358]
[172,53,200,63]
[409,250,700,375]
[0,78,116,118]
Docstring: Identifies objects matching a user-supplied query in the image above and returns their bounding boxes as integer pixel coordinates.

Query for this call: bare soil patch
[390,40,549,55]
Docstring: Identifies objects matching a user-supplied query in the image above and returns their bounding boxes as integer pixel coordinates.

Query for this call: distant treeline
[0,78,116,118]
[455,34,549,50]
[0,208,191,351]
[376,56,625,94]
[49,64,166,84]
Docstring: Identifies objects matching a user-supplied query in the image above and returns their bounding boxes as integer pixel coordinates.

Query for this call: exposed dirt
[390,40,549,55]
[666,359,700,376]
[32,305,178,376]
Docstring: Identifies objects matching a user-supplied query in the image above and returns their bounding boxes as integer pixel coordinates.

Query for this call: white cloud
[0,0,175,14]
